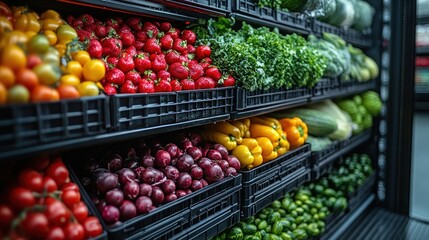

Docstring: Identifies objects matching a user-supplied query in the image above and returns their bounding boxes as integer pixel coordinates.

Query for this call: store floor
[340,208,429,240]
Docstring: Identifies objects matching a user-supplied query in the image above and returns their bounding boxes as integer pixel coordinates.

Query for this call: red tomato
[60,182,79,192]
[30,155,50,170]
[26,53,43,69]
[83,216,103,238]
[42,176,58,193]
[61,188,81,208]
[0,204,14,230]
[18,169,44,192]
[46,199,71,226]
[9,187,35,210]
[63,222,85,240]
[72,202,88,223]
[45,160,69,186]
[21,212,50,239]
[47,226,65,240]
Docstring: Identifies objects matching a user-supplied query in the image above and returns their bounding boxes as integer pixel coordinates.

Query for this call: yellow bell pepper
[0,16,12,33]
[279,117,308,148]
[203,122,242,144]
[230,120,246,137]
[41,10,61,20]
[232,145,254,168]
[240,138,263,169]
[14,12,41,33]
[255,137,273,156]
[200,131,237,151]
[40,18,63,31]
[251,116,284,135]
[276,146,288,156]
[0,30,28,49]
[12,6,39,19]
[250,123,280,142]
[263,151,278,162]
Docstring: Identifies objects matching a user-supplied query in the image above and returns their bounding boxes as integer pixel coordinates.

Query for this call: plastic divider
[151,0,231,16]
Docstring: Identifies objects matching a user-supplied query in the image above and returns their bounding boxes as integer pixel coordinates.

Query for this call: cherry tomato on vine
[61,188,81,208]
[9,187,35,210]
[72,201,88,223]
[47,226,65,240]
[83,216,103,238]
[42,176,58,193]
[45,160,69,186]
[46,199,71,226]
[0,204,14,230]
[63,222,85,240]
[30,155,50,170]
[61,182,79,192]
[18,169,44,192]
[21,212,50,239]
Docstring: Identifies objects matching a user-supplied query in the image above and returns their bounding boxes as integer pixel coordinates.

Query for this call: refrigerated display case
[0,0,427,239]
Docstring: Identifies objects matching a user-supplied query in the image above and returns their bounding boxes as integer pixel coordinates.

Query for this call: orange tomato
[0,66,15,88]
[31,85,60,102]
[15,68,39,91]
[8,84,29,103]
[77,81,99,97]
[0,45,26,72]
[57,85,79,99]
[0,83,7,104]
[83,59,105,82]
[54,43,66,57]
[43,30,57,46]
[60,74,80,87]
[72,51,91,66]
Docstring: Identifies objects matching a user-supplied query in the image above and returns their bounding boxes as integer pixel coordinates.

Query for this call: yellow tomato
[54,43,66,57]
[33,63,61,85]
[0,16,12,33]
[0,31,28,48]
[44,30,57,46]
[56,25,77,44]
[14,13,41,33]
[72,50,91,66]
[41,10,61,20]
[42,47,60,66]
[78,81,99,97]
[0,66,15,88]
[40,18,62,31]
[0,45,26,72]
[65,61,83,78]
[83,59,105,82]
[60,74,81,87]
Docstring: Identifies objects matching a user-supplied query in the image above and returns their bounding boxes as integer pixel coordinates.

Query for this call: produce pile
[269,91,381,151]
[77,132,240,226]
[257,0,374,32]
[0,2,106,103]
[212,153,373,240]
[193,18,327,91]
[0,156,103,239]
[199,116,308,169]
[308,33,379,81]
[67,14,235,94]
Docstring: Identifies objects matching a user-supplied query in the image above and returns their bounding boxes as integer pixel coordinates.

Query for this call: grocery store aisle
[340,208,429,240]
[410,112,429,222]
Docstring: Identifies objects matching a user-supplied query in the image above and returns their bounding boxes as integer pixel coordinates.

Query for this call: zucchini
[270,108,338,137]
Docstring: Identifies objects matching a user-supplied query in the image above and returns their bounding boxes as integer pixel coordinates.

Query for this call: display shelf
[240,144,312,218]
[149,0,231,16]
[311,129,372,180]
[417,47,429,56]
[68,157,241,240]
[311,80,376,102]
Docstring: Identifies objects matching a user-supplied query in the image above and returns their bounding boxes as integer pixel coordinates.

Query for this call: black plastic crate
[234,87,312,111]
[111,87,233,131]
[312,78,342,97]
[68,159,241,240]
[347,173,376,213]
[342,80,376,95]
[312,19,371,48]
[233,0,277,22]
[0,96,110,153]
[339,129,372,149]
[276,9,311,32]
[151,0,231,16]
[240,144,312,218]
